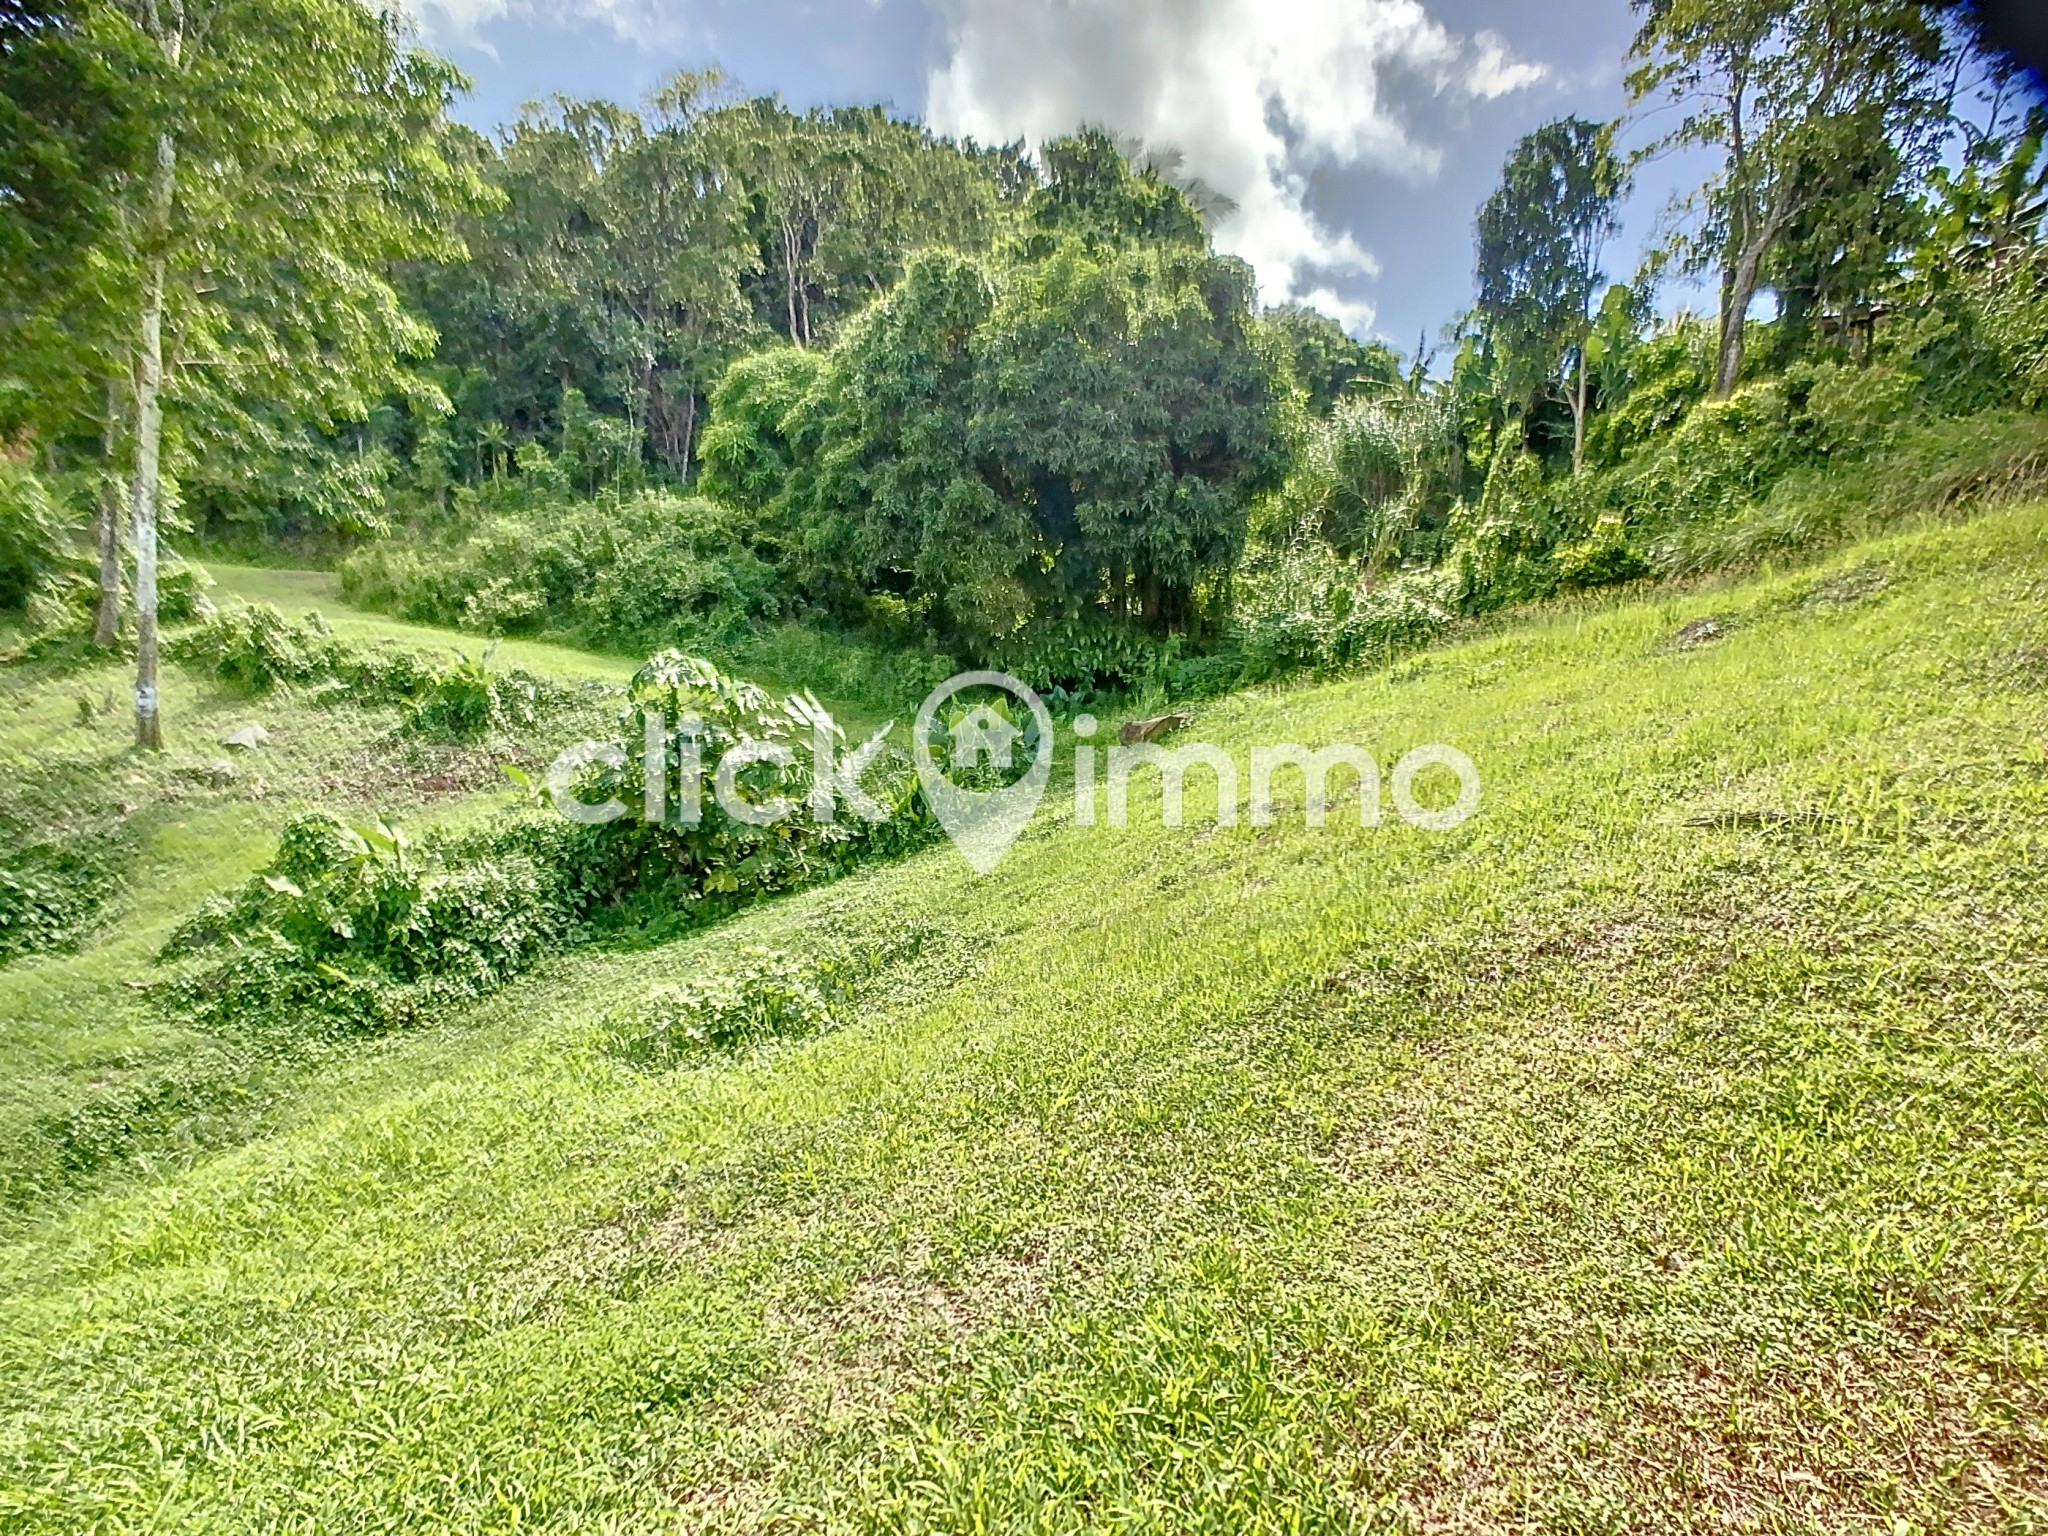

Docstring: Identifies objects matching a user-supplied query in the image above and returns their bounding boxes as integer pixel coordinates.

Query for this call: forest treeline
[4,0,2047,730]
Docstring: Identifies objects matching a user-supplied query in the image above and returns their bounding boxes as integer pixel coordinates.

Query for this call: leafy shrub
[553,652,935,922]
[985,615,1174,695]
[153,550,216,624]
[607,947,843,1059]
[1662,410,2048,576]
[1442,438,1569,611]
[166,603,343,691]
[724,622,957,724]
[1230,535,1456,676]
[1554,514,1653,590]
[401,651,557,741]
[1618,381,1804,539]
[1266,393,1462,571]
[0,837,118,964]
[161,814,575,1033]
[1583,318,1717,471]
[1791,360,1918,459]
[156,654,941,1035]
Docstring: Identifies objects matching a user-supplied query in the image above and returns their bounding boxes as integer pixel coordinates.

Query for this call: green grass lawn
[2,506,2046,1530]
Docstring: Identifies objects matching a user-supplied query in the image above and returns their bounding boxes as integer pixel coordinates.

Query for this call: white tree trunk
[131,130,173,750]
[783,219,803,346]
[93,384,125,647]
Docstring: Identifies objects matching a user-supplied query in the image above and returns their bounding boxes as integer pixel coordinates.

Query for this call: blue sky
[412,0,1721,354]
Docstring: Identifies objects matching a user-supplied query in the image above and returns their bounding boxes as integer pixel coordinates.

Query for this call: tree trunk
[93,383,125,647]
[1715,238,1767,400]
[131,131,174,751]
[1570,343,1590,477]
[783,220,803,347]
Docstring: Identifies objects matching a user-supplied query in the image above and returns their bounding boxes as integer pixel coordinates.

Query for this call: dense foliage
[702,168,1291,673]
[336,491,779,649]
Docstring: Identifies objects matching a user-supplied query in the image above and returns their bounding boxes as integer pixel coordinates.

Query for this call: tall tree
[1474,116,1628,473]
[1,0,151,642]
[96,0,484,746]
[1629,0,1949,398]
[600,73,755,476]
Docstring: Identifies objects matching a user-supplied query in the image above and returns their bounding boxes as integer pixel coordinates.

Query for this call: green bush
[155,654,941,1035]
[161,814,575,1033]
[1554,514,1653,590]
[166,603,344,691]
[607,947,843,1059]
[553,652,934,921]
[401,651,556,741]
[1662,410,2048,576]
[1229,537,1457,676]
[1619,381,1804,539]
[0,837,119,964]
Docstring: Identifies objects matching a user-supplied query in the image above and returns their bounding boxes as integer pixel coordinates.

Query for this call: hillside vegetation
[0,501,2043,1530]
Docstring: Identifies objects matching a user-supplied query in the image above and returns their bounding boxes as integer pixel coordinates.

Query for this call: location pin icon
[912,670,1054,875]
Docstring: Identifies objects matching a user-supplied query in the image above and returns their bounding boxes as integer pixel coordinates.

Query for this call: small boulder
[1119,711,1194,746]
[221,722,270,751]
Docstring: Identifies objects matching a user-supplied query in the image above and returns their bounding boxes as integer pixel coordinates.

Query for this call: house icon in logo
[950,703,1021,773]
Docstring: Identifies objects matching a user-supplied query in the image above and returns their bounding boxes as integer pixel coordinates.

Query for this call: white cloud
[1467,29,1549,100]
[923,0,1545,336]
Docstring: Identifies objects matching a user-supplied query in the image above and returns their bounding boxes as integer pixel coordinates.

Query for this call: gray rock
[1673,618,1726,648]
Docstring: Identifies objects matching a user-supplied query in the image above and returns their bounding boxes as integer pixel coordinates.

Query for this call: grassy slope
[1,506,2045,1530]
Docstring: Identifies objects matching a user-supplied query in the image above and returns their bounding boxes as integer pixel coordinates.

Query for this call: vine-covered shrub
[607,947,844,1060]
[553,652,935,920]
[1229,536,1458,677]
[166,604,350,692]
[0,836,121,964]
[1553,514,1653,590]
